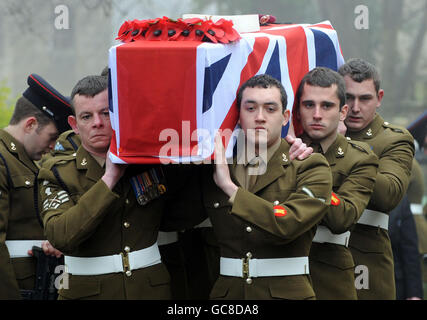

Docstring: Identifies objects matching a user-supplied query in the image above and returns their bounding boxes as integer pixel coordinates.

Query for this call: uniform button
[273,200,279,205]
[124,222,130,228]
[25,180,31,186]
[246,226,252,233]
[346,137,351,141]
[125,199,130,204]
[213,202,220,208]
[246,278,253,284]
[246,252,252,259]
[124,246,130,253]
[125,270,132,277]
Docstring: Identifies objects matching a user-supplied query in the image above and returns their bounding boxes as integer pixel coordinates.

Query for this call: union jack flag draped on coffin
[108,20,345,164]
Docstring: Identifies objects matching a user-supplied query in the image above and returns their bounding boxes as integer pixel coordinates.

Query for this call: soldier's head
[236,74,290,151]
[68,75,110,157]
[6,74,72,160]
[294,67,348,150]
[338,58,384,132]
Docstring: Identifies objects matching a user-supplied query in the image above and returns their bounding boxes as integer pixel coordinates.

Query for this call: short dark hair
[70,75,108,114]
[237,74,287,112]
[9,96,53,131]
[100,66,109,77]
[338,58,381,94]
[296,67,347,110]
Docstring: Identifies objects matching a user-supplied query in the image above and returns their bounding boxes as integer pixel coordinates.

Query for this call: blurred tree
[0,81,16,128]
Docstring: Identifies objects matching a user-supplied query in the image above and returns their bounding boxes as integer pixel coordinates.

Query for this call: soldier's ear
[340,105,348,121]
[282,110,290,126]
[68,115,79,135]
[376,89,384,108]
[24,117,37,133]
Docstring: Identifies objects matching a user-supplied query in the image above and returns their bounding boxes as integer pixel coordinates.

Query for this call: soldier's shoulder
[378,122,414,150]
[42,153,77,170]
[347,139,373,155]
[58,130,76,139]
[382,121,412,137]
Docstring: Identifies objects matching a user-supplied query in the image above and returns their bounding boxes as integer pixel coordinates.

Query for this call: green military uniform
[203,139,332,300]
[38,146,182,300]
[347,113,414,300]
[407,158,427,294]
[0,129,43,299]
[40,130,81,166]
[305,134,379,300]
[51,130,81,156]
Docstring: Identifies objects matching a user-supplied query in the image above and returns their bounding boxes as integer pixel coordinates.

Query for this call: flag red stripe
[116,41,199,157]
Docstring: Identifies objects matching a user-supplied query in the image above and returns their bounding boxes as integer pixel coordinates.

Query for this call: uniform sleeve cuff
[228,189,238,205]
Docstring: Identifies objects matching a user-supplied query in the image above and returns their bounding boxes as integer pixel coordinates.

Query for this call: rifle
[20,246,63,300]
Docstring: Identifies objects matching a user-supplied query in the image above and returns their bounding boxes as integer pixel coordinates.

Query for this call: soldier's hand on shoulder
[286,135,313,161]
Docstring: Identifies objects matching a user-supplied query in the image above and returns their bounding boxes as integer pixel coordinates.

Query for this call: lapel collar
[76,146,105,182]
[0,129,38,173]
[347,113,382,141]
[324,134,348,166]
[251,139,289,194]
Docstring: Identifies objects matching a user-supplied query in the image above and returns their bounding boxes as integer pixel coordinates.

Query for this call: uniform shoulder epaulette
[43,152,77,170]
[62,130,76,139]
[382,121,406,134]
[348,140,371,154]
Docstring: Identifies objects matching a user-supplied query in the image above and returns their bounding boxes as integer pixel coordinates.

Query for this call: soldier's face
[24,121,58,160]
[239,86,289,151]
[343,76,383,132]
[298,84,347,148]
[68,90,112,157]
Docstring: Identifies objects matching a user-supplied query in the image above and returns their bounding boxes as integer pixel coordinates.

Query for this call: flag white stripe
[109,43,123,155]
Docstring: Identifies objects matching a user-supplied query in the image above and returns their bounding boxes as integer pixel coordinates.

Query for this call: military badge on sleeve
[54,141,65,151]
[274,205,287,217]
[130,167,167,206]
[42,190,70,211]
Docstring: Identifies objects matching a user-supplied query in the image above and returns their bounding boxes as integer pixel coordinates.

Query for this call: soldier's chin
[91,141,110,151]
[345,120,362,131]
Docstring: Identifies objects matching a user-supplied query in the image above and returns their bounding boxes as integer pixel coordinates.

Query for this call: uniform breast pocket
[9,174,36,219]
[10,174,35,189]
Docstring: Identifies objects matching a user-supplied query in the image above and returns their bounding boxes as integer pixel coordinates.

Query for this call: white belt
[194,218,213,228]
[357,209,389,230]
[220,256,309,278]
[312,225,350,247]
[5,240,44,258]
[410,204,423,215]
[157,231,178,246]
[64,243,161,276]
